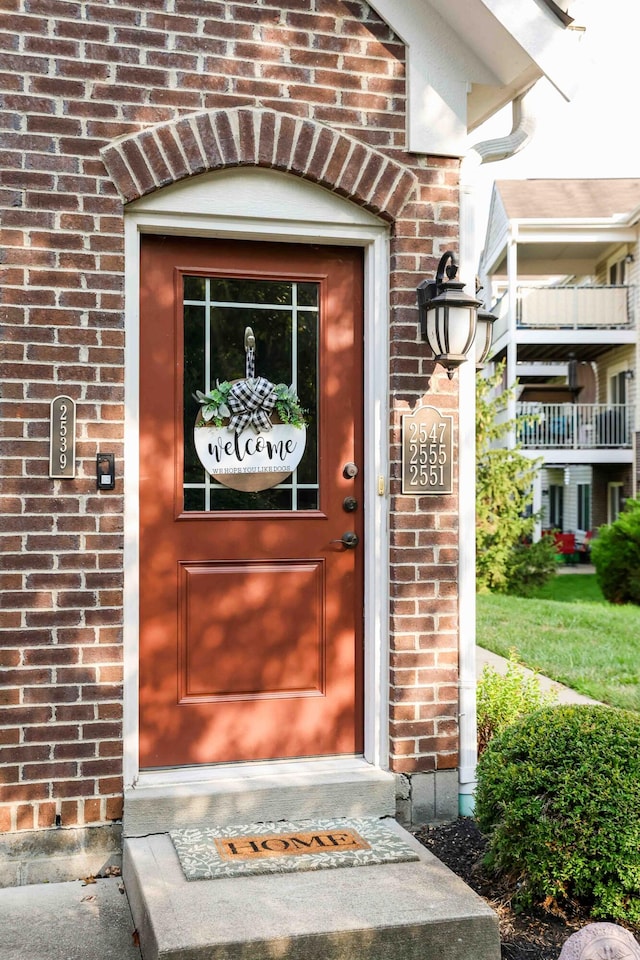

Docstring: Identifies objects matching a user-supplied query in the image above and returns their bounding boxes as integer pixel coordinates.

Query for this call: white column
[532,465,542,542]
[506,231,519,449]
[457,155,480,815]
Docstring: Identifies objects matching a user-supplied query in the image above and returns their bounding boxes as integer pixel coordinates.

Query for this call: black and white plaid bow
[227,377,276,434]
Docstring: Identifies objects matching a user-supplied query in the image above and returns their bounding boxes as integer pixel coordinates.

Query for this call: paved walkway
[557,563,596,575]
[0,876,141,960]
[476,646,601,705]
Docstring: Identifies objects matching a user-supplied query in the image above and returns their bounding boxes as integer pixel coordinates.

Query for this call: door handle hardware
[342,496,358,512]
[342,462,358,479]
[331,531,359,549]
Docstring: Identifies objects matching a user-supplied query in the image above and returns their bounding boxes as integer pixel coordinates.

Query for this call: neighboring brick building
[1,0,578,879]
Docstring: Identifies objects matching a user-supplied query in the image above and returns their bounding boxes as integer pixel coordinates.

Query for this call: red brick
[436,753,459,770]
[97,702,123,720]
[115,138,154,196]
[24,761,78,780]
[290,119,319,176]
[100,147,138,202]
[2,783,50,802]
[98,776,123,796]
[23,724,78,743]
[81,758,121,778]
[54,780,97,799]
[255,109,277,167]
[0,806,13,831]
[83,797,103,823]
[16,804,35,830]
[37,801,57,828]
[390,757,436,774]
[106,795,123,820]
[304,125,337,181]
[53,739,95,760]
[59,800,79,826]
[55,705,94,723]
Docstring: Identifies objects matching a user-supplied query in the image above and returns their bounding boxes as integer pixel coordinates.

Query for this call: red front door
[138,236,364,768]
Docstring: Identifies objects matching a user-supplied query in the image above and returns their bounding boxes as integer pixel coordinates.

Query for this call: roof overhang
[486,220,637,276]
[368,0,583,157]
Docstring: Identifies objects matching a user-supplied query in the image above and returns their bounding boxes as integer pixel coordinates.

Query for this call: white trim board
[123,167,391,796]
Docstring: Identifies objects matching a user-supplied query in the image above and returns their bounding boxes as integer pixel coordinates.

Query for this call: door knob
[331,531,359,549]
[342,462,358,479]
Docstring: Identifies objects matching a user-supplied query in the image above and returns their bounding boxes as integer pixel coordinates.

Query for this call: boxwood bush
[591,498,640,605]
[501,534,558,597]
[475,704,640,923]
[476,652,556,755]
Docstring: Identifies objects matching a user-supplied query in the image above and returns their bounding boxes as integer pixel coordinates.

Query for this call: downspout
[457,90,537,816]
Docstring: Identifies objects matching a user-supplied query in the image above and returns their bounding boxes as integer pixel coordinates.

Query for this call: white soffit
[368,0,582,157]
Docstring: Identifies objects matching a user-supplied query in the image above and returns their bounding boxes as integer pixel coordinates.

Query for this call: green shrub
[501,534,558,597]
[591,498,640,605]
[475,705,640,923]
[476,652,556,755]
[476,364,542,594]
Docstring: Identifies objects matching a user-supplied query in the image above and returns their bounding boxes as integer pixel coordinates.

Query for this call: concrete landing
[0,877,141,960]
[124,819,500,960]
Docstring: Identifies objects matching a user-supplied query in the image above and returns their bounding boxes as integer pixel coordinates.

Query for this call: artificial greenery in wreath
[194,380,306,432]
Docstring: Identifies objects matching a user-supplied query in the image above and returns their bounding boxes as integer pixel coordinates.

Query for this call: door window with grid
[183,276,318,512]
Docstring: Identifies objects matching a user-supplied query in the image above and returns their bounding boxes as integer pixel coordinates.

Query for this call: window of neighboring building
[608,482,624,524]
[549,484,564,529]
[577,483,591,531]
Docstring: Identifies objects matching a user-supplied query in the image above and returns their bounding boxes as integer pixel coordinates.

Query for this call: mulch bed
[414,818,639,960]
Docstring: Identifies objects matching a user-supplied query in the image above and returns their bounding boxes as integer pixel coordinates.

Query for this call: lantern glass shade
[424,283,479,373]
[475,309,497,367]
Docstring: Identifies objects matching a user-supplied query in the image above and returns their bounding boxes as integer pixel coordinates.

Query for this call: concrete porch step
[124,820,500,960]
[124,758,397,837]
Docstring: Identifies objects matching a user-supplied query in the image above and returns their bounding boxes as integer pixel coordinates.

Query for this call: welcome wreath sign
[193,329,307,493]
[194,417,307,492]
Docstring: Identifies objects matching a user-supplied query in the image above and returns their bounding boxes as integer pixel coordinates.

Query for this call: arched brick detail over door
[101,107,416,222]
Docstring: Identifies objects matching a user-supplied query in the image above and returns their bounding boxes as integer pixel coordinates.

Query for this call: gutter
[468,89,537,165]
[457,89,538,816]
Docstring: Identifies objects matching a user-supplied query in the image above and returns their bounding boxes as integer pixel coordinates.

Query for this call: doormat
[169,818,420,881]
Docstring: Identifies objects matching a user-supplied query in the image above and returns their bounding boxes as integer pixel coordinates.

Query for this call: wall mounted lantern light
[416,251,483,378]
[475,306,497,368]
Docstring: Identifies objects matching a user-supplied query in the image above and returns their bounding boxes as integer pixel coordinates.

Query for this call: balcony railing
[517,403,634,449]
[517,285,631,328]
[492,285,633,341]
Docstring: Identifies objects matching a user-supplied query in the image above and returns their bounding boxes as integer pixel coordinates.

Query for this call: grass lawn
[477,574,640,711]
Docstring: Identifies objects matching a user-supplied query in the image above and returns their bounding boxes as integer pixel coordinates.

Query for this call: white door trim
[122,168,390,791]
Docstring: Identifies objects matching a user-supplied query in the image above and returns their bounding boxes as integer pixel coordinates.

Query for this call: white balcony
[517,403,634,450]
[493,285,633,342]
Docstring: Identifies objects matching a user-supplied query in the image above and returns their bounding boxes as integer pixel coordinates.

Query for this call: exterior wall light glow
[416,251,482,378]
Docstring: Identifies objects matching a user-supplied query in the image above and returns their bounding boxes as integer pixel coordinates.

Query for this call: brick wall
[1,0,460,835]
